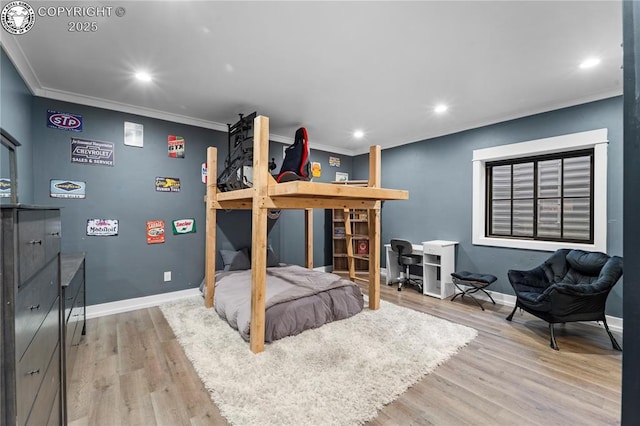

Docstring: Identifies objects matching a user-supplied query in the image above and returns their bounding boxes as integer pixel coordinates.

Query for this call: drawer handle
[29,304,40,311]
[27,369,40,376]
[28,239,42,245]
[50,232,60,236]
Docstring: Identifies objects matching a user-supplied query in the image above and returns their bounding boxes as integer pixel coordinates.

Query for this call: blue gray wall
[1,48,34,203]
[354,97,624,318]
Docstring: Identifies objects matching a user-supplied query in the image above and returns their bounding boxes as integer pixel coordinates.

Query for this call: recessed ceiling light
[579,58,601,69]
[353,130,364,139]
[434,104,448,113]
[135,71,152,82]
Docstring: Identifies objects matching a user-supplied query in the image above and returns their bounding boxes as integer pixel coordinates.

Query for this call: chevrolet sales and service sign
[71,138,114,166]
[48,109,83,132]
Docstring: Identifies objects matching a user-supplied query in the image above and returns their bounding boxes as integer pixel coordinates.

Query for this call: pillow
[566,250,609,275]
[220,248,251,271]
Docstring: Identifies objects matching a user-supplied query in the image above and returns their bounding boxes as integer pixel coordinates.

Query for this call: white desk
[385,240,458,299]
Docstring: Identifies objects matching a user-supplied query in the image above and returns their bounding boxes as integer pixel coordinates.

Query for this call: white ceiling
[1,1,623,155]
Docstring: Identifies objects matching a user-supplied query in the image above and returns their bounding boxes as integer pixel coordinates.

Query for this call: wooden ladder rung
[352,276,369,283]
[350,254,369,261]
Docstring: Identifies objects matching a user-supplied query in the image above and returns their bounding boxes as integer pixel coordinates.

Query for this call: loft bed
[204,115,408,353]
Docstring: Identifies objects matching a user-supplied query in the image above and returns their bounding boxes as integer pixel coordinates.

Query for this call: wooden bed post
[305,209,313,269]
[205,147,218,308]
[368,146,382,310]
[250,115,270,353]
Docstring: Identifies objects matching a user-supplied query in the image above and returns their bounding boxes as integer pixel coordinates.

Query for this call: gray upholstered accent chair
[506,249,623,350]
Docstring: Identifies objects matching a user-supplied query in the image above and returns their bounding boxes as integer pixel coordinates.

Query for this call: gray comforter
[212,265,364,342]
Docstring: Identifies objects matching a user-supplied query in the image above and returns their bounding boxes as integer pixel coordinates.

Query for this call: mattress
[205,265,364,343]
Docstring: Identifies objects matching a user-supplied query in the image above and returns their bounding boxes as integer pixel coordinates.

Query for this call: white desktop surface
[423,240,458,247]
[384,243,423,254]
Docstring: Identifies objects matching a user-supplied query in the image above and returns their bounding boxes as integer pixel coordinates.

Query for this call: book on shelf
[350,211,368,221]
[356,239,369,255]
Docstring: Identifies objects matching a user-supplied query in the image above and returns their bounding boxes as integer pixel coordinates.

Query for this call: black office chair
[390,239,423,292]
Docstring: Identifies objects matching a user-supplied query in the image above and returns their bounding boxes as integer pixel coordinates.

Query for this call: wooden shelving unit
[333,208,370,280]
[332,180,371,281]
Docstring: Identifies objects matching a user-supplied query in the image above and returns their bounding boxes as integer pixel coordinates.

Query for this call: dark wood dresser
[1,205,62,425]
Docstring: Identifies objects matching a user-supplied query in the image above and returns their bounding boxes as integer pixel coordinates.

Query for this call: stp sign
[47,110,83,132]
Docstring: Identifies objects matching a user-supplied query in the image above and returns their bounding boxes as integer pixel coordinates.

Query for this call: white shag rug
[159,296,477,426]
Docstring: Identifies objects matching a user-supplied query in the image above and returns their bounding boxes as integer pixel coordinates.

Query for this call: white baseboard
[380,268,622,333]
[86,288,201,319]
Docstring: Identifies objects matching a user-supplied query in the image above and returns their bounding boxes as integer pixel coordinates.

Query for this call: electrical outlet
[164,271,171,282]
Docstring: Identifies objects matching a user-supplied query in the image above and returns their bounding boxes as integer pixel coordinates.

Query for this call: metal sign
[50,179,86,198]
[71,138,114,166]
[155,177,181,192]
[86,219,118,236]
[172,218,196,235]
[48,109,83,132]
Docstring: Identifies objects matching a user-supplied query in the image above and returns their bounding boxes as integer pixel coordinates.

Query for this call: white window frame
[472,128,608,252]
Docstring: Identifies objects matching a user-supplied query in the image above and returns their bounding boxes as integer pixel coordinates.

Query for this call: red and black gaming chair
[276,127,311,183]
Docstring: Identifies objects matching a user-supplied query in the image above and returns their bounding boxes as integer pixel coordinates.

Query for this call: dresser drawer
[44,210,61,264]
[26,344,60,426]
[15,261,59,358]
[17,210,46,285]
[16,299,60,425]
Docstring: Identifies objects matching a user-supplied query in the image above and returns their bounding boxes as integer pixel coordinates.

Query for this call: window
[486,150,593,243]
[473,129,607,252]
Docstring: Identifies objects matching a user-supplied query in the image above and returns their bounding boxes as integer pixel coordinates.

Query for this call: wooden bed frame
[204,115,408,353]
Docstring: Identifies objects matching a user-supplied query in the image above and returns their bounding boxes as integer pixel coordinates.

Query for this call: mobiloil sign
[86,219,118,236]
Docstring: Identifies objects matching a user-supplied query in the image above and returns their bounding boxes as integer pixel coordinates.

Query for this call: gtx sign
[48,109,83,132]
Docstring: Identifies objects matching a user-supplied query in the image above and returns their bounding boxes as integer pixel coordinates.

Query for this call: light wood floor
[67,281,622,425]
